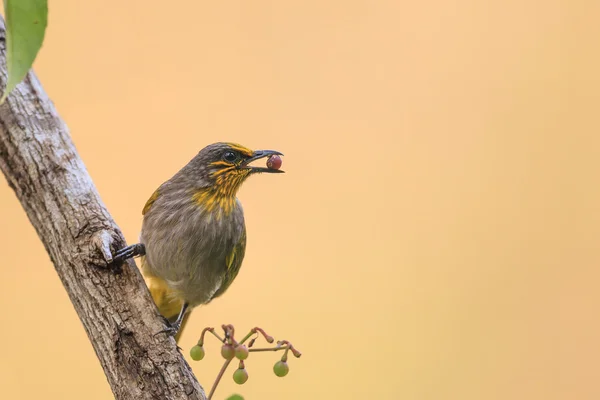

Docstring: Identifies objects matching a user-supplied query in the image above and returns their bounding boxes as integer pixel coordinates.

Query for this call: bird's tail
[146,274,191,343]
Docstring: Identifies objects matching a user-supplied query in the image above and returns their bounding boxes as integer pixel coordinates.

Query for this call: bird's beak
[241,150,285,173]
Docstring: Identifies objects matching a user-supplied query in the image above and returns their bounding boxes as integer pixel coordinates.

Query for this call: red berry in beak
[267,154,282,170]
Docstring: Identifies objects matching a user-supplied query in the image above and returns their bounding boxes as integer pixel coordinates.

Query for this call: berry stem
[278,340,302,358]
[281,347,290,362]
[238,331,255,345]
[248,345,283,352]
[238,326,273,345]
[207,358,234,400]
[247,344,301,358]
[253,327,274,343]
[197,327,225,347]
[247,347,284,352]
[208,328,225,343]
[222,324,236,344]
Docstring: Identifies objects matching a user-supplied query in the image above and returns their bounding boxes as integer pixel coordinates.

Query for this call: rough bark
[0,18,206,400]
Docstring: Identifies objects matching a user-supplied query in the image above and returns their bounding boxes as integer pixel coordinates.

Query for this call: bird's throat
[192,170,249,216]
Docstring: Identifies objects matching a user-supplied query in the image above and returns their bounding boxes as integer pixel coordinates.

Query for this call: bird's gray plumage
[140,143,247,307]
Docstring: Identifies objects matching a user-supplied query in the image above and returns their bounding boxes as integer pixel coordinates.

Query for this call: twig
[208,359,234,400]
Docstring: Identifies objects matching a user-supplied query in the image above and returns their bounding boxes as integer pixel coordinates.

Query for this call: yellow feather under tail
[146,274,191,343]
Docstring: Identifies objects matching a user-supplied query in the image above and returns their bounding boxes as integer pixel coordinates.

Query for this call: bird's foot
[154,321,181,338]
[112,243,146,265]
[154,303,188,341]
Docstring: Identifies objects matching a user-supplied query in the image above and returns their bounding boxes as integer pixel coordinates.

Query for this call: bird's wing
[211,228,247,300]
[142,188,161,215]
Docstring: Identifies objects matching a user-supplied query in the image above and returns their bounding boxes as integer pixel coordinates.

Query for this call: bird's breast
[140,193,245,305]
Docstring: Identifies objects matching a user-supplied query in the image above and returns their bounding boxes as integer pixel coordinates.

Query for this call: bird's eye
[223,151,238,163]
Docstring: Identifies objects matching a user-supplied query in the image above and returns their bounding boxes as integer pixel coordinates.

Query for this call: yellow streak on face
[210,160,233,168]
[225,143,254,157]
[210,164,235,177]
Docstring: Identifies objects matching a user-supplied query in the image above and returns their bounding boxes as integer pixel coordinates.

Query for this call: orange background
[1,1,600,399]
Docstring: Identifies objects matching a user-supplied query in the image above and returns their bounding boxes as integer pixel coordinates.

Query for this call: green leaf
[226,395,244,400]
[1,0,48,103]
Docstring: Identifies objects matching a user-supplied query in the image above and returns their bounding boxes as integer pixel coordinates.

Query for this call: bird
[112,142,284,341]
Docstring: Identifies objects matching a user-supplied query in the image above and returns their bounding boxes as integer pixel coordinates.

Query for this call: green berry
[190,345,205,361]
[273,361,289,377]
[233,368,248,385]
[221,344,236,360]
[235,345,249,360]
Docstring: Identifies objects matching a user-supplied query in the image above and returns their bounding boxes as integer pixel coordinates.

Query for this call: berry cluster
[190,324,301,399]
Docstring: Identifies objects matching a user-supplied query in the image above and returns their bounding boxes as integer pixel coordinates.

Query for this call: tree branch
[0,18,205,400]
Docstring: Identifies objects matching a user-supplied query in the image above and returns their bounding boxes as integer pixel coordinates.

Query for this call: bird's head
[181,142,284,199]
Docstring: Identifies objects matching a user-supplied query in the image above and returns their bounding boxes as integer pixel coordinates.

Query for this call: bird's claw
[154,322,181,338]
[112,243,146,265]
